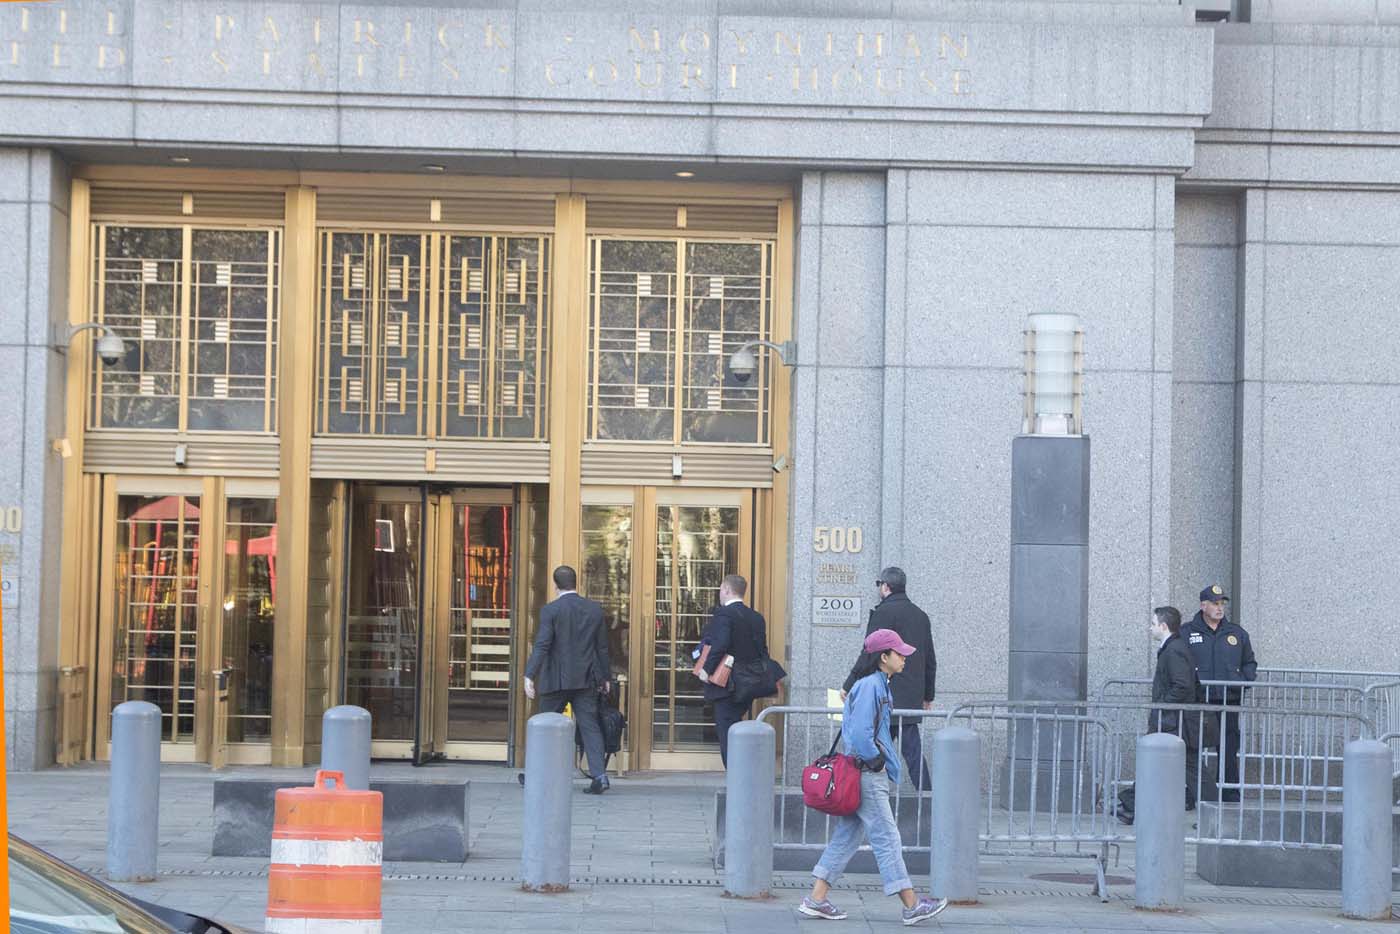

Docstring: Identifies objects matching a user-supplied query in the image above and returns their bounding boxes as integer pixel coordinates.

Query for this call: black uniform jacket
[841,592,937,713]
[524,592,609,695]
[1151,633,1208,746]
[1183,612,1258,703]
[699,601,769,703]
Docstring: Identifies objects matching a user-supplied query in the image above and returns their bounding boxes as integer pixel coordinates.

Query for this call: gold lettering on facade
[99,45,125,69]
[726,62,741,88]
[355,53,367,77]
[856,33,885,57]
[306,52,327,77]
[876,67,901,91]
[403,21,413,45]
[58,9,67,35]
[354,19,380,46]
[313,19,323,44]
[484,22,508,50]
[791,65,817,91]
[587,61,618,86]
[262,49,272,75]
[214,14,233,41]
[730,30,752,54]
[437,23,452,50]
[919,70,937,92]
[939,33,969,59]
[398,54,412,78]
[19,7,29,32]
[634,61,662,88]
[903,34,922,58]
[830,64,861,90]
[211,50,231,72]
[107,11,120,37]
[51,43,66,67]
[774,31,801,56]
[679,30,710,54]
[681,62,704,88]
[952,69,971,94]
[260,17,280,43]
[628,27,661,53]
[441,60,460,79]
[824,33,834,56]
[8,41,18,66]
[545,60,568,86]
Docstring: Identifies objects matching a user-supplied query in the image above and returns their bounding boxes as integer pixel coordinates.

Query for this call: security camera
[728,346,757,383]
[95,332,127,367]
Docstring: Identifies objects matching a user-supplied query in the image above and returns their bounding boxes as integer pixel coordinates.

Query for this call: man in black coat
[698,574,769,767]
[841,566,936,790]
[1119,606,1217,823]
[524,565,612,794]
[1183,583,1257,802]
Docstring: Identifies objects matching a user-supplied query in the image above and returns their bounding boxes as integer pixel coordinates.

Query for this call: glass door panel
[344,493,423,753]
[110,494,201,744]
[444,499,514,757]
[579,503,635,761]
[220,498,276,744]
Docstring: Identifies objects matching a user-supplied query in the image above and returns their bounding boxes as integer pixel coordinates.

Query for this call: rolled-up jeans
[812,769,912,896]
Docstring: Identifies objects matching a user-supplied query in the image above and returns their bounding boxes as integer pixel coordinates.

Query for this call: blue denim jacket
[843,671,901,786]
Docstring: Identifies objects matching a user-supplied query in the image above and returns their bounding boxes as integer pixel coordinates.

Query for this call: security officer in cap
[1183,583,1257,802]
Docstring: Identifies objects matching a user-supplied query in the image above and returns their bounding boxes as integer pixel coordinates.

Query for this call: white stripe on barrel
[264,918,383,934]
[270,838,383,868]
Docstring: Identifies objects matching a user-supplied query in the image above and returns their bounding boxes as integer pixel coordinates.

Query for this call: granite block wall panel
[0,148,67,771]
[1234,188,1400,667]
[1171,193,1239,609]
[1009,544,1090,654]
[1010,437,1091,546]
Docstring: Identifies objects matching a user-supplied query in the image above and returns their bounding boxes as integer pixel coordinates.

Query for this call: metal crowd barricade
[1379,730,1400,883]
[754,705,951,866]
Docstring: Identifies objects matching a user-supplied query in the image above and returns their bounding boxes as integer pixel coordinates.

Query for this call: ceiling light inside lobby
[674,171,695,178]
[421,164,446,173]
[169,156,191,164]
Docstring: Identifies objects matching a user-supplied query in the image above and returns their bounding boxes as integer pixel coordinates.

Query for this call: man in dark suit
[698,574,768,767]
[524,565,612,794]
[841,566,936,790]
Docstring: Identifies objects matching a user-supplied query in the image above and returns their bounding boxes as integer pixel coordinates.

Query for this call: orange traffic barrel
[265,770,383,934]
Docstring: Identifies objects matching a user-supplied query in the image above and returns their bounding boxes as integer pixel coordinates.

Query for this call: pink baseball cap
[864,628,916,655]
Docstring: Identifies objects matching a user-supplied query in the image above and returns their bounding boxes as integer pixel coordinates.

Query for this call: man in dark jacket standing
[524,565,612,794]
[698,574,769,767]
[1183,583,1257,802]
[841,567,936,790]
[1119,606,1217,823]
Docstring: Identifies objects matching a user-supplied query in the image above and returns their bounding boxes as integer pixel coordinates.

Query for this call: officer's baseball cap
[1199,584,1230,603]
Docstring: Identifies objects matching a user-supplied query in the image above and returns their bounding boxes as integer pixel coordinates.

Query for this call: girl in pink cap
[799,628,948,925]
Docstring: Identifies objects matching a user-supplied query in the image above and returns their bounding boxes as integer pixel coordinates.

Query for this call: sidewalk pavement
[7,761,1397,933]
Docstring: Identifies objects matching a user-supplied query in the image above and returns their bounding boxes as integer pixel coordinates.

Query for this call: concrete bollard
[1341,739,1393,920]
[932,726,980,903]
[1134,732,1185,910]
[107,700,161,882]
[724,721,775,898]
[321,705,372,790]
[521,712,574,892]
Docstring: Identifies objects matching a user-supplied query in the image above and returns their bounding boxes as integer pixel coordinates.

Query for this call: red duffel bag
[801,736,863,816]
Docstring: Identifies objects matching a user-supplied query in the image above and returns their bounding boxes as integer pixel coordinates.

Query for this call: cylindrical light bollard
[321,705,372,790]
[107,700,161,882]
[1341,739,1393,920]
[1134,732,1185,910]
[932,726,980,903]
[724,721,775,898]
[521,712,574,892]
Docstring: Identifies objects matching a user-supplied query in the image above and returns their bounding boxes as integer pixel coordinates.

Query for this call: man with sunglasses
[840,567,937,791]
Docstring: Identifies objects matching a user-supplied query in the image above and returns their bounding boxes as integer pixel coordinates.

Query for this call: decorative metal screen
[587,238,773,444]
[316,231,550,440]
[90,225,281,432]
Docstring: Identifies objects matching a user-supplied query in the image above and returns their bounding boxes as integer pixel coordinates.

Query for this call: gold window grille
[587,238,773,445]
[89,225,281,432]
[315,231,550,440]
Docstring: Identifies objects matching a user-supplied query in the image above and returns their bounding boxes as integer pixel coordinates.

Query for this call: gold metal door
[342,484,517,762]
[579,487,751,772]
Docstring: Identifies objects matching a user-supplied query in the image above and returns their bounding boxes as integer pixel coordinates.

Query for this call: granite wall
[788,167,1179,713]
[0,148,69,770]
